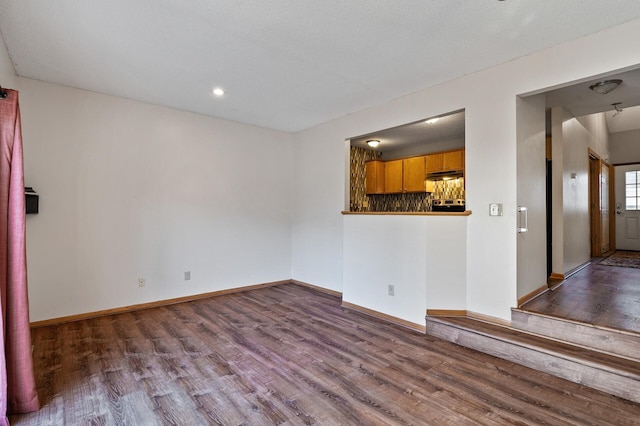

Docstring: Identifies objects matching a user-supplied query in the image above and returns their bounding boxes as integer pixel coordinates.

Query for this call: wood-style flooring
[523,258,640,333]
[12,283,640,425]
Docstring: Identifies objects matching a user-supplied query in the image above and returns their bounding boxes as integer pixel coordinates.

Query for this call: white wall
[292,19,640,321]
[577,113,610,161]
[290,124,347,292]
[0,32,15,86]
[556,110,609,273]
[516,94,547,298]
[343,215,429,326]
[610,129,640,164]
[343,215,467,326]
[20,78,294,321]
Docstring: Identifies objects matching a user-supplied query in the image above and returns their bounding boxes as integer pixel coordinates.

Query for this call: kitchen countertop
[341,211,472,216]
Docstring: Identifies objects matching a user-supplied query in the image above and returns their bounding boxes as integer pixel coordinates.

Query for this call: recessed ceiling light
[212,88,225,96]
[425,118,439,124]
[367,140,380,148]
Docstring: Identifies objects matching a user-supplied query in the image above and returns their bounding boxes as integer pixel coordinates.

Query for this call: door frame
[588,149,614,257]
[589,153,601,257]
[609,162,616,252]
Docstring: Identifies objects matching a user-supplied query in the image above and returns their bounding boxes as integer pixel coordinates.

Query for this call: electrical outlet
[184,271,191,281]
[388,284,395,296]
[138,278,146,287]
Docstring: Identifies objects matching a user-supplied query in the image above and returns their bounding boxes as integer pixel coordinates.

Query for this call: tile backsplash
[429,177,465,200]
[350,146,465,212]
[349,146,380,211]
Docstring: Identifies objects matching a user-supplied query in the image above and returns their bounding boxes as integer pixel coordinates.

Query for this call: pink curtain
[0,89,39,426]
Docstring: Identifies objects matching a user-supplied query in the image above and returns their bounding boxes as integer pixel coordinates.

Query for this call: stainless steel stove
[431,199,465,212]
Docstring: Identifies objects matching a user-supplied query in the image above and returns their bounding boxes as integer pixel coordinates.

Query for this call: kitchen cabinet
[403,156,426,192]
[365,160,385,194]
[443,150,464,171]
[426,149,464,173]
[384,159,403,193]
[425,154,443,173]
[384,156,426,193]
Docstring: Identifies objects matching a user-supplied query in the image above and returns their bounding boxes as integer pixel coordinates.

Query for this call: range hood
[426,170,464,180]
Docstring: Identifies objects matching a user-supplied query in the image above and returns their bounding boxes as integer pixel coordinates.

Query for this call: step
[425,315,640,403]
[511,308,640,362]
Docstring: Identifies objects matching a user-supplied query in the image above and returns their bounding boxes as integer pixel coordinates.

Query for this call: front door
[614,164,640,251]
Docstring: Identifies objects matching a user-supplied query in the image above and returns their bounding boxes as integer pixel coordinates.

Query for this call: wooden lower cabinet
[365,160,385,194]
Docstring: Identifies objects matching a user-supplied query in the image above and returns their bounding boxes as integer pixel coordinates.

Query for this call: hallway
[522,255,640,334]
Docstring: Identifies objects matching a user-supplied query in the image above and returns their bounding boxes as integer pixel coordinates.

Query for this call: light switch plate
[489,203,503,216]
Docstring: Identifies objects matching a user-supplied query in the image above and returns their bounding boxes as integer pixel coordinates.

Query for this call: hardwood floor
[12,284,640,425]
[523,259,640,333]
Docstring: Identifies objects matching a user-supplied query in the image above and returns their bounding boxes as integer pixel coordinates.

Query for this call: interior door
[614,164,640,251]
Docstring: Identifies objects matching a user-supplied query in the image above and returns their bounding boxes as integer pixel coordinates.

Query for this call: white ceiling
[350,110,465,151]
[605,105,640,133]
[545,68,640,118]
[543,67,640,134]
[2,1,640,132]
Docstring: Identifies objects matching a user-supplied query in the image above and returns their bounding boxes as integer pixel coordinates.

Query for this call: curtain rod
[0,85,7,99]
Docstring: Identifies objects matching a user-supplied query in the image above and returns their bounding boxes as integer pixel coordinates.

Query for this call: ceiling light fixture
[589,79,622,95]
[425,118,440,124]
[367,140,380,148]
[212,88,225,96]
[612,102,624,117]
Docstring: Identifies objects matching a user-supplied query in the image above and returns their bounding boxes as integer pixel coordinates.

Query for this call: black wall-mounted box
[25,187,38,214]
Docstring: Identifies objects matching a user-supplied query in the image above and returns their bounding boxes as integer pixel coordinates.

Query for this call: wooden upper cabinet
[425,153,443,173]
[443,150,464,171]
[403,156,426,192]
[426,149,464,173]
[384,157,425,193]
[367,150,462,195]
[384,159,403,193]
[365,160,385,194]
